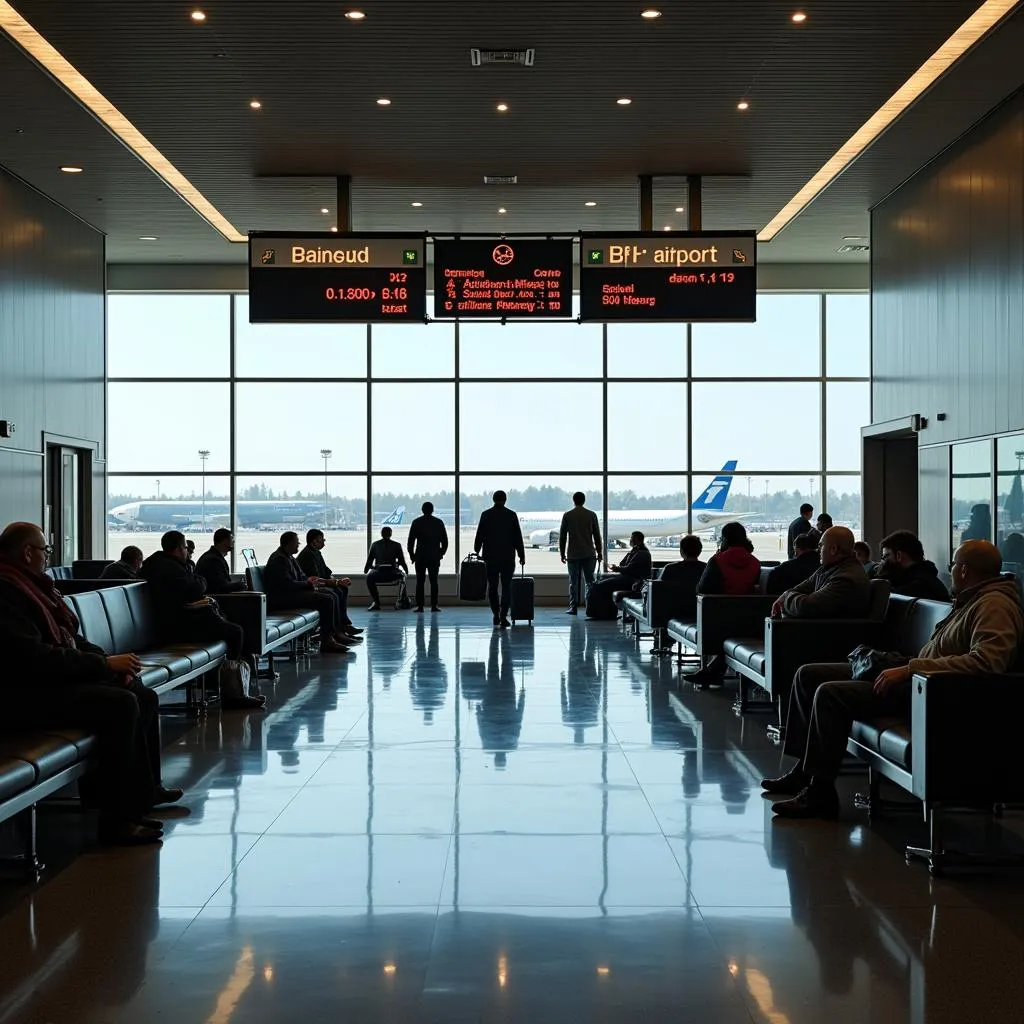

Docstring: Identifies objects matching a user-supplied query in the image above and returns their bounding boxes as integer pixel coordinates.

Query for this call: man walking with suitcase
[408,501,449,613]
[473,491,525,628]
[559,491,603,615]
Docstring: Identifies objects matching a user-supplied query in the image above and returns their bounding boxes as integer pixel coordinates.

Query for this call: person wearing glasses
[871,530,950,600]
[764,539,1022,819]
[0,521,183,846]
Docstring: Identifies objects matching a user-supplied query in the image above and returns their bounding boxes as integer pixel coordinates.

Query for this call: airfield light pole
[156,479,160,501]
[320,449,332,528]
[198,450,210,532]
[746,476,751,515]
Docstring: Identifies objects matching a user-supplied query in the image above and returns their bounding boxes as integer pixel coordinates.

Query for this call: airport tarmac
[107,525,795,575]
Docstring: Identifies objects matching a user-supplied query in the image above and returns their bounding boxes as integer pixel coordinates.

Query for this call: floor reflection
[3,609,1024,1022]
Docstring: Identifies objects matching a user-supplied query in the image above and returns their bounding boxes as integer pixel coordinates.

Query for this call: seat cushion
[621,596,645,619]
[668,619,698,645]
[69,592,114,653]
[748,650,766,675]
[0,734,80,781]
[0,757,37,802]
[138,664,172,690]
[99,586,139,653]
[849,719,884,753]
[723,639,765,674]
[878,721,913,769]
[264,622,283,643]
[44,728,98,758]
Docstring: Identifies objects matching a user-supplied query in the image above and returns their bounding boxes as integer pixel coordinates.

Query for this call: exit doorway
[45,443,90,567]
[861,415,921,552]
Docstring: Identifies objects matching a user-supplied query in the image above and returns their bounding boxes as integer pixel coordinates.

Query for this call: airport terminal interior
[2,1,1024,1021]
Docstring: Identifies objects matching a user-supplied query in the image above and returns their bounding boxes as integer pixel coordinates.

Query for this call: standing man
[408,502,449,613]
[364,526,409,611]
[196,529,246,593]
[474,491,525,629]
[559,491,602,615]
[787,503,814,559]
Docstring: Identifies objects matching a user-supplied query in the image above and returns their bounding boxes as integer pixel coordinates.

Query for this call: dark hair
[880,530,924,563]
[422,501,434,515]
[680,534,703,559]
[120,545,143,562]
[381,526,393,537]
[631,531,645,543]
[493,490,507,504]
[306,528,324,544]
[853,540,871,557]
[161,530,186,552]
[280,531,298,547]
[573,492,586,506]
[719,522,749,549]
[800,503,813,516]
[816,513,834,529]
[794,533,817,554]
[0,522,42,556]
[213,528,233,546]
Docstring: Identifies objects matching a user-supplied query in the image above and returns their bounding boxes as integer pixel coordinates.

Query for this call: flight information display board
[433,238,574,318]
[579,231,757,323]
[248,233,427,323]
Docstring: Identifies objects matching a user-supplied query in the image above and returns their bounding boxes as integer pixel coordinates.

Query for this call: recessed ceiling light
[249,99,262,109]
[496,102,509,112]
[675,206,685,213]
[616,97,632,105]
[376,97,391,106]
[759,0,1019,242]
[498,207,507,214]
[585,201,597,207]
[791,11,807,22]
[663,225,672,231]
[138,235,158,241]
[411,201,423,207]
[320,207,329,214]
[60,165,83,173]
[190,9,206,22]
[344,9,366,19]
[843,235,868,242]
[330,226,338,232]
[737,100,749,110]
[641,8,662,18]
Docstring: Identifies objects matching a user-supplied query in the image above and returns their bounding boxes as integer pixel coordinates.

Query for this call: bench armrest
[695,594,776,654]
[911,671,1024,803]
[645,581,699,628]
[214,592,267,656]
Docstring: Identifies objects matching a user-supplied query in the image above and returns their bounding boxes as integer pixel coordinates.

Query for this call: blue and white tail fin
[382,506,406,526]
[691,461,738,511]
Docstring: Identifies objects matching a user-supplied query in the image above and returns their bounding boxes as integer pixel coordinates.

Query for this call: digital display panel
[433,238,574,318]
[248,233,427,323]
[579,232,757,323]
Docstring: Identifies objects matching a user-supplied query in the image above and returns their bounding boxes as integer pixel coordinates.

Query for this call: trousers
[487,560,516,618]
[415,560,440,609]
[177,607,244,660]
[566,558,597,610]
[782,662,911,780]
[5,678,160,819]
[367,566,403,603]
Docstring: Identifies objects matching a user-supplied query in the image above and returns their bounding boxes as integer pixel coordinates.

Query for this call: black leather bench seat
[667,619,698,645]
[850,717,913,770]
[620,596,644,620]
[0,734,80,781]
[0,757,37,802]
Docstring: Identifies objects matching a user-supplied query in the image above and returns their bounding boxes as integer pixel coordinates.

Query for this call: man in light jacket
[559,492,602,615]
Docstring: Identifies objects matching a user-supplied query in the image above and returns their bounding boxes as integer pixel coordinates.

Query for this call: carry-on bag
[509,566,534,625]
[458,553,488,601]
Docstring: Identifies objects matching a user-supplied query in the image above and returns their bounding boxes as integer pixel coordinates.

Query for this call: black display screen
[579,232,757,323]
[433,238,574,318]
[248,233,427,323]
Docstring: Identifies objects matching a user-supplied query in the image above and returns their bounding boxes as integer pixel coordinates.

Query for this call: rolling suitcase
[509,566,534,625]
[459,553,488,601]
[585,579,617,620]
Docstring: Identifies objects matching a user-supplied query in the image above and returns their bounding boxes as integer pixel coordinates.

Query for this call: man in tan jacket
[763,539,1023,819]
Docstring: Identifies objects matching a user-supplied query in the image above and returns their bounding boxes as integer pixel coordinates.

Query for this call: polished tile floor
[3,610,1024,1023]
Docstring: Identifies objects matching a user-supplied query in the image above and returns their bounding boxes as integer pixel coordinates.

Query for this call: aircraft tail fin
[382,506,406,526]
[691,461,738,511]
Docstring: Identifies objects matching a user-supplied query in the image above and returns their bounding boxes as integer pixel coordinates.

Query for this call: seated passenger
[364,526,409,611]
[185,539,197,576]
[297,529,362,639]
[660,534,706,587]
[585,530,653,610]
[853,540,876,576]
[265,531,356,652]
[140,531,265,709]
[873,530,949,600]
[764,540,1021,818]
[766,533,820,595]
[698,522,761,595]
[195,529,246,593]
[0,522,182,846]
[770,527,871,620]
[100,545,144,580]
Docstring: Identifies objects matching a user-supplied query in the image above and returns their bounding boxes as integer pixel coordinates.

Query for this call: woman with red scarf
[0,522,182,846]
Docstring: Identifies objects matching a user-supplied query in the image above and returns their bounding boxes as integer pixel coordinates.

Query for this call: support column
[687,175,702,231]
[638,175,653,232]
[337,175,351,232]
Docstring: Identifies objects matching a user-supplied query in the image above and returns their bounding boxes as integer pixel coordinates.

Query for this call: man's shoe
[771,782,840,820]
[153,786,184,806]
[415,606,425,613]
[368,602,381,611]
[499,617,510,629]
[99,821,163,847]
[493,615,500,626]
[337,631,363,644]
[567,608,578,615]
[321,639,354,654]
[345,624,364,634]
[224,694,268,710]
[761,767,809,795]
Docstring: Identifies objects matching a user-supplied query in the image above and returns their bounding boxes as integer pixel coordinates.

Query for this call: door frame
[43,433,100,563]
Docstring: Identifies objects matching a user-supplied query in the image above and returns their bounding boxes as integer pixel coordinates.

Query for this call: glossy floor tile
[4,608,1024,1022]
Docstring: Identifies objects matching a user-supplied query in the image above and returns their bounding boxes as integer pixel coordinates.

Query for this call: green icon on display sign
[402,250,419,264]
[587,249,604,264]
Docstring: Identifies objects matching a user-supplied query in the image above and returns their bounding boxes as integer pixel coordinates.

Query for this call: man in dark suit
[296,529,362,636]
[766,533,820,595]
[473,490,525,628]
[407,502,449,613]
[195,529,246,593]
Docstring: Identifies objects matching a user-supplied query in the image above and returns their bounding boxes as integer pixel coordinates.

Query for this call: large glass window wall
[106,293,869,574]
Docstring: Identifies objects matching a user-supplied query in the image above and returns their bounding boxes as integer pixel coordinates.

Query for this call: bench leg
[906,804,946,876]
[0,806,45,883]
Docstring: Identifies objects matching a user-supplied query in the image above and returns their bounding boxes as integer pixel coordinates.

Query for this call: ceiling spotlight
[60,165,83,173]
[498,207,507,214]
[641,8,663,18]
[663,225,672,231]
[330,226,338,232]
[320,207,329,214]
[190,9,206,22]
[791,11,807,22]
[843,235,868,242]
[344,9,366,19]
[376,97,391,106]
[411,201,423,207]
[737,99,749,110]
[249,99,262,109]
[616,97,632,105]
[585,201,597,207]
[675,206,685,212]
[138,235,158,241]
[496,102,509,112]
